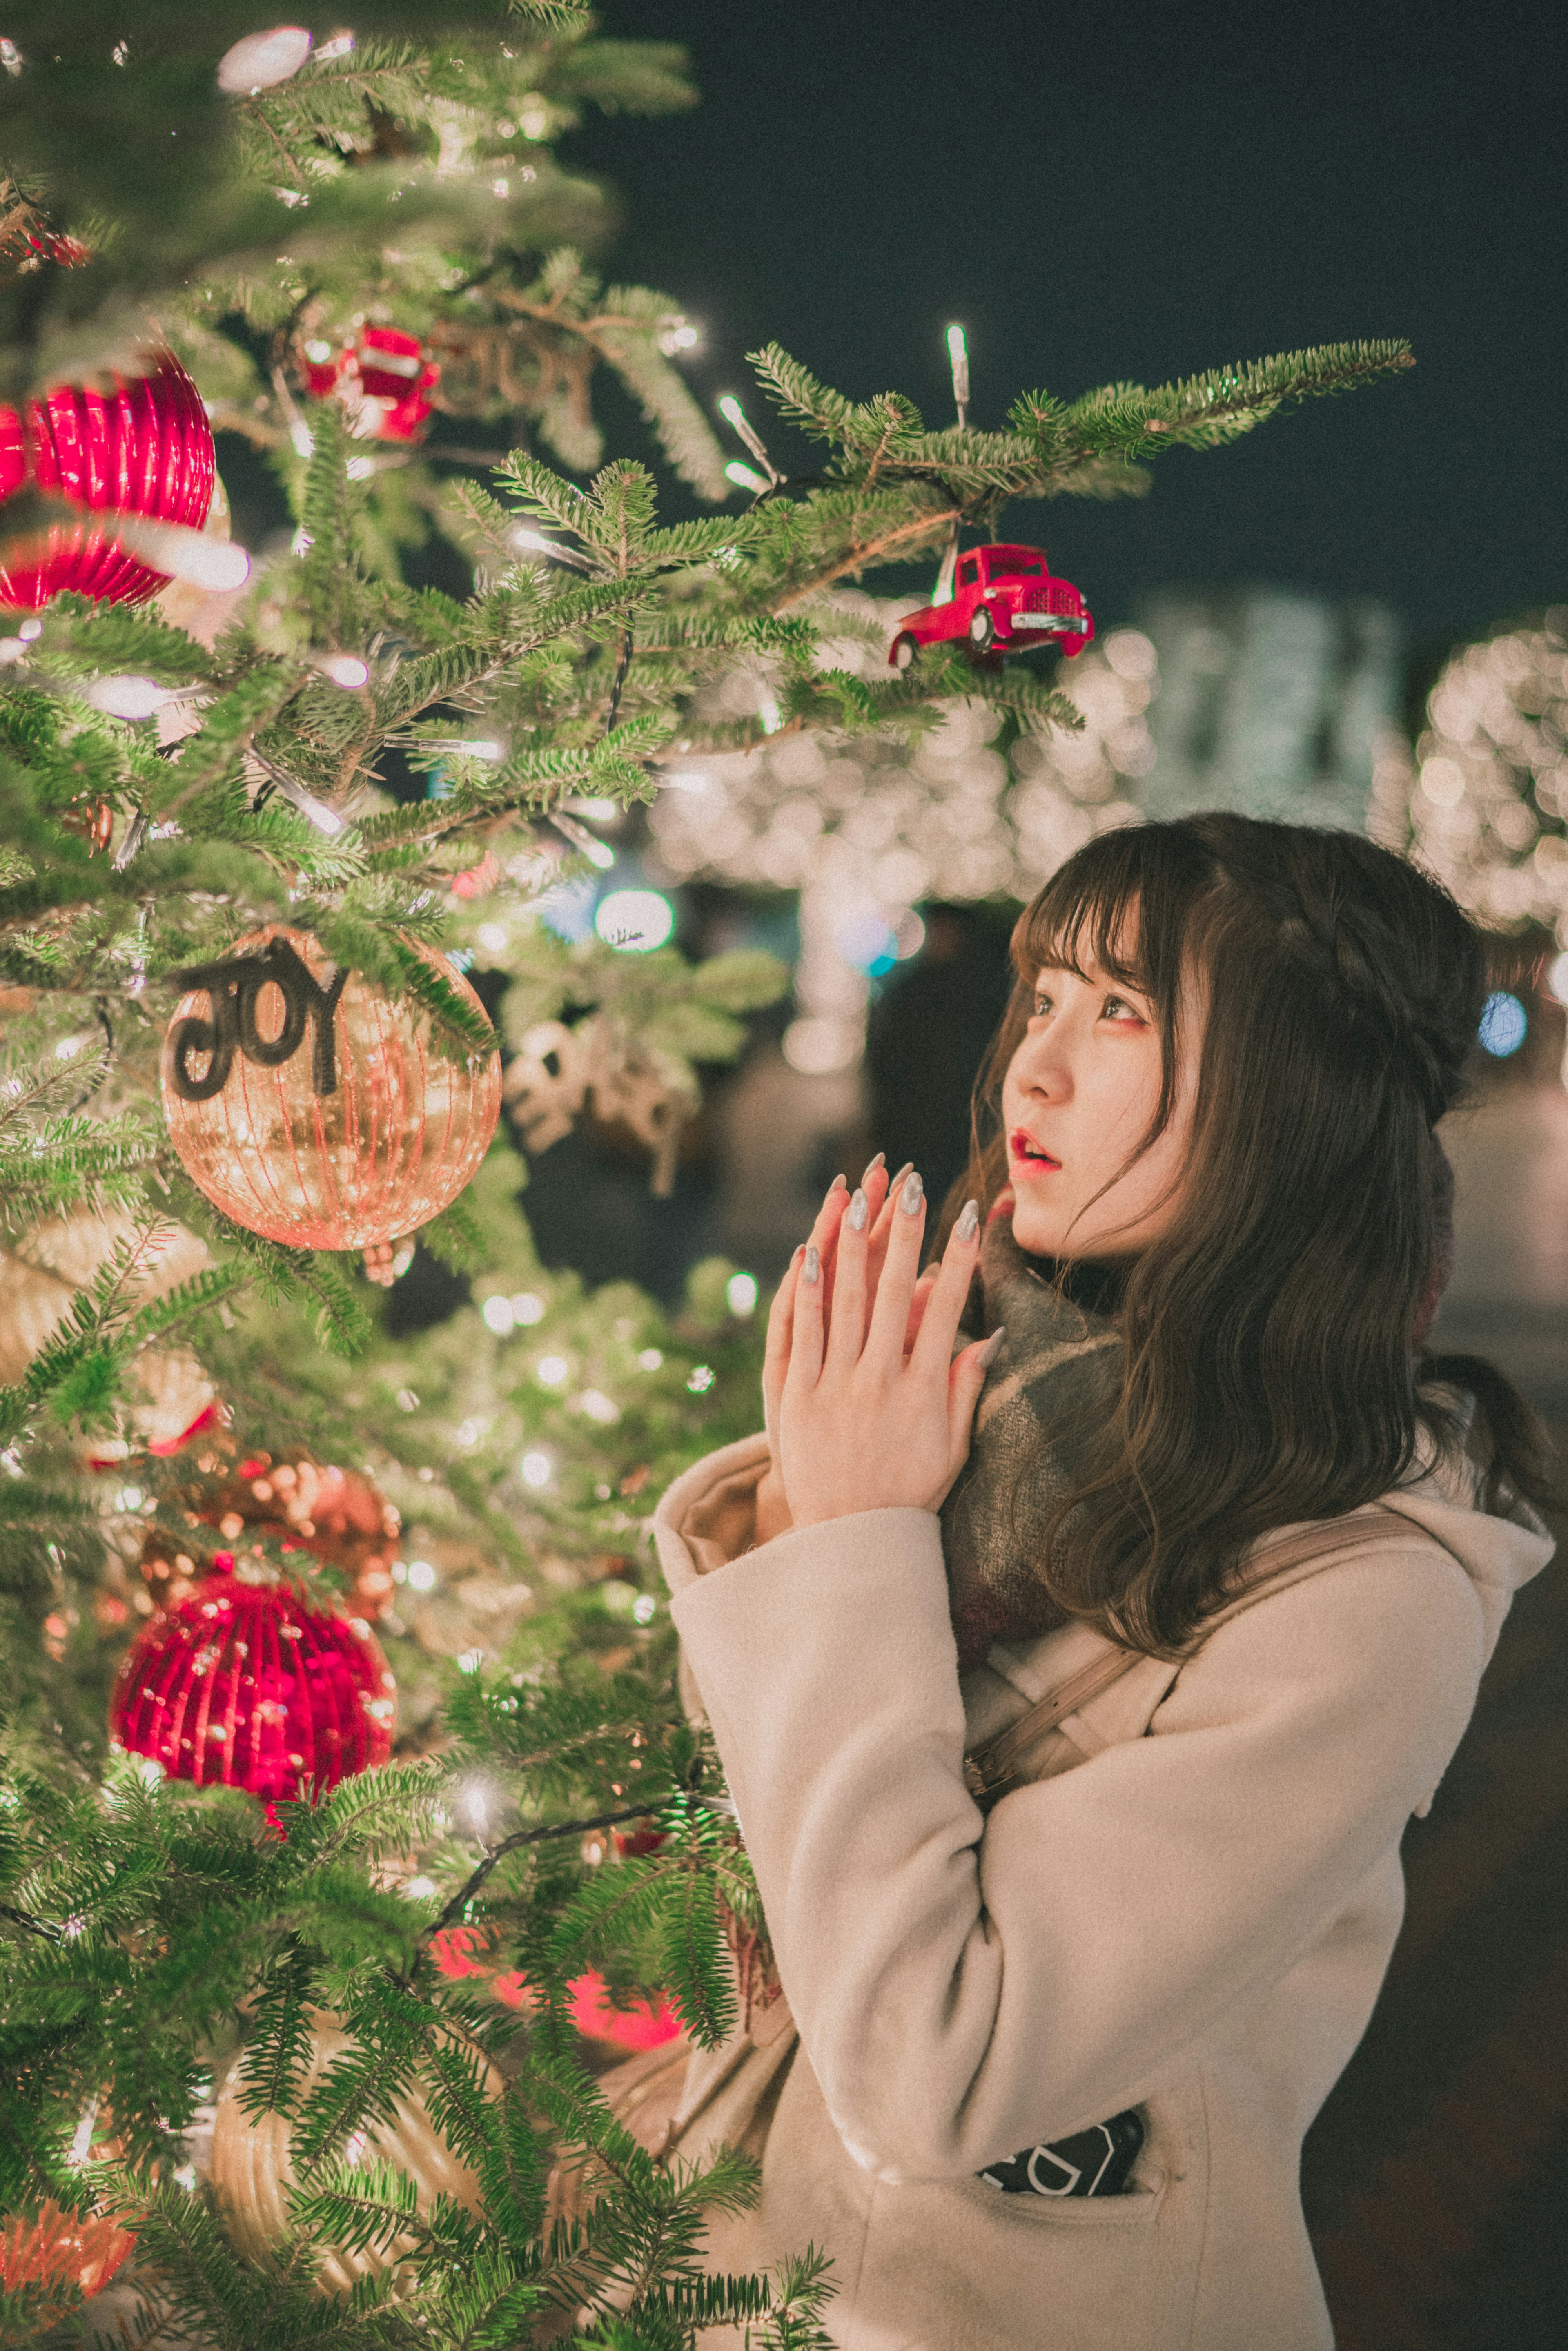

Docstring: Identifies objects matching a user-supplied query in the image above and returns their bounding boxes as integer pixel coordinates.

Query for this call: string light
[550,810,615,869]
[947,323,970,427]
[717,394,780,485]
[1385,614,1568,939]
[216,26,313,94]
[86,676,171,720]
[509,526,592,572]
[114,515,251,592]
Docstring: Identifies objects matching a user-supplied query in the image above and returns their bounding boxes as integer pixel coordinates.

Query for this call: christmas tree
[0,7,1415,2342]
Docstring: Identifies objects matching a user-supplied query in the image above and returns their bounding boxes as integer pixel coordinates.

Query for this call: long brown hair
[943,813,1555,1655]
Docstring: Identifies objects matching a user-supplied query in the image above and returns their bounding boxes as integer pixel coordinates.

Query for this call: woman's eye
[1032,994,1051,1018]
[1102,994,1143,1023]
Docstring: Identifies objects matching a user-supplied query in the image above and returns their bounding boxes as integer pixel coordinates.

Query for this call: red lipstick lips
[1009,1128,1060,1174]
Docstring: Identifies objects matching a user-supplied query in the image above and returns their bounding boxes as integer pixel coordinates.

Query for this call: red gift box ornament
[0,350,215,610]
[109,1552,395,1810]
[303,327,439,446]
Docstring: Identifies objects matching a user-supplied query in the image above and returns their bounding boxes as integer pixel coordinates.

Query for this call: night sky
[568,0,1564,651]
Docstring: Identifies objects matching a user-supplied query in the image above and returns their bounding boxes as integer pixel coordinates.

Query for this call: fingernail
[979,1327,1005,1367]
[848,1186,869,1232]
[791,1243,805,1265]
[828,1173,847,1195]
[900,1171,924,1217]
[956,1198,979,1243]
[804,1245,820,1284]
[862,1151,886,1181]
[890,1161,913,1190]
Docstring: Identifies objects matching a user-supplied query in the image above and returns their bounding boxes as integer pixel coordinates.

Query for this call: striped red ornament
[109,1554,394,1809]
[0,351,215,609]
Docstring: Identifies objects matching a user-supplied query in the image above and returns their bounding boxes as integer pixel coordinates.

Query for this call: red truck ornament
[889,542,1093,669]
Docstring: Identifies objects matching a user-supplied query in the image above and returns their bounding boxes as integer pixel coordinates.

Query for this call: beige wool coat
[651,1431,1553,2351]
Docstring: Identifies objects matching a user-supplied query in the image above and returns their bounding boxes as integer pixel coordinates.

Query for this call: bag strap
[962,1505,1404,1809]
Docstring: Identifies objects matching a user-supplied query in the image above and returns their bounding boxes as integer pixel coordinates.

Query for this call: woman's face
[1000,949,1198,1261]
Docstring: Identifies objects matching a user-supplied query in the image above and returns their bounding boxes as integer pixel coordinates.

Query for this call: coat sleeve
[667,1504,1486,2184]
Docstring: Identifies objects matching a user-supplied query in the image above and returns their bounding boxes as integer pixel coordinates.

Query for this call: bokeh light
[594,889,675,952]
[1478,992,1528,1058]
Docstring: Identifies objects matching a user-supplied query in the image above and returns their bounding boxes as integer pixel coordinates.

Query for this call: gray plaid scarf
[938,1138,1456,1672]
[939,1209,1125,1671]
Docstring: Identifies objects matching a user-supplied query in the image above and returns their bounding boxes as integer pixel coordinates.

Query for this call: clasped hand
[756,1158,1001,1535]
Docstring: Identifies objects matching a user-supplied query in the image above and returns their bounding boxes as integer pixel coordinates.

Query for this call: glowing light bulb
[947,322,971,412]
[87,675,171,720]
[216,25,312,94]
[115,516,252,591]
[319,654,369,689]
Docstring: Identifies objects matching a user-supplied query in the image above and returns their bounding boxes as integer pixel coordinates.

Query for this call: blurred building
[1133,586,1401,831]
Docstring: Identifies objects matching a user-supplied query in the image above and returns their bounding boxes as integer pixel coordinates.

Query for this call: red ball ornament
[0,351,215,610]
[160,926,501,1253]
[109,1553,395,1808]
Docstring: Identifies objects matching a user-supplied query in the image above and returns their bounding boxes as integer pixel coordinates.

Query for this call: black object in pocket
[977,2108,1144,2197]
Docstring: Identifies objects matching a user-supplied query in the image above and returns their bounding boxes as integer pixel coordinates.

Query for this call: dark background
[570,0,1564,647]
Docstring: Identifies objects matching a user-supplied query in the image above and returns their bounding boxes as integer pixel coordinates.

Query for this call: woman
[650,814,1555,2351]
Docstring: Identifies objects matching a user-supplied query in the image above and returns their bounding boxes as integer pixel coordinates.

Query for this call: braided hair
[949,813,1554,1656]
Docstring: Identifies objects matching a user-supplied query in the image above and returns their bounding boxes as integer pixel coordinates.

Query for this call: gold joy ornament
[160,926,501,1252]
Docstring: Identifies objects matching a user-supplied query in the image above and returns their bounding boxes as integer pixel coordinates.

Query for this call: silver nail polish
[956,1198,980,1243]
[862,1150,886,1181]
[900,1170,924,1217]
[979,1327,1005,1367]
[829,1172,848,1194]
[804,1244,820,1284]
[890,1161,914,1188]
[848,1186,869,1232]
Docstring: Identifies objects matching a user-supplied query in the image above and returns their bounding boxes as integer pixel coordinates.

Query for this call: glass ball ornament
[109,1553,396,1809]
[0,350,215,609]
[211,2021,500,2293]
[160,925,501,1252]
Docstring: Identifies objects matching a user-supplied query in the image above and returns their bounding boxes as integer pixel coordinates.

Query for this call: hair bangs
[1013,827,1212,1012]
